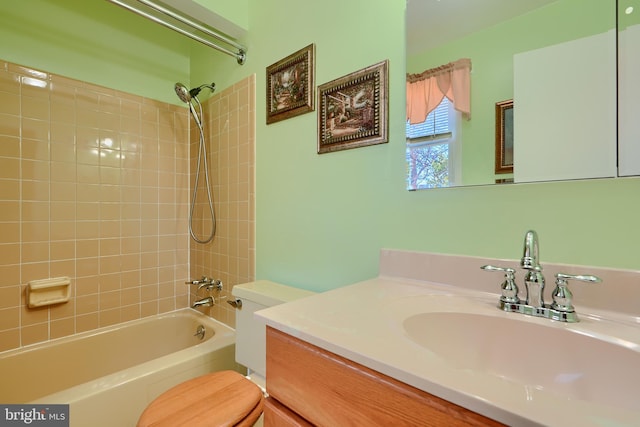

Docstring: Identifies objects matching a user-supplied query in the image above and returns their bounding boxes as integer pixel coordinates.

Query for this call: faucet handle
[185,276,210,286]
[481,265,520,304]
[551,273,602,312]
[198,279,222,292]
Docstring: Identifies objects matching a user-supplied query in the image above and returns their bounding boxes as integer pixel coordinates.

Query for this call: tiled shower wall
[188,75,256,328]
[0,60,193,352]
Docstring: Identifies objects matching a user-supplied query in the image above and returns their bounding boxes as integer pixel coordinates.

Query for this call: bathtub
[0,308,241,427]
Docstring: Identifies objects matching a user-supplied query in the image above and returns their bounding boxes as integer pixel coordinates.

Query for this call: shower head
[174,82,192,103]
[174,82,216,103]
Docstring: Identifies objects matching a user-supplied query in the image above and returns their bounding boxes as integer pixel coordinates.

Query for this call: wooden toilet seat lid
[137,370,264,427]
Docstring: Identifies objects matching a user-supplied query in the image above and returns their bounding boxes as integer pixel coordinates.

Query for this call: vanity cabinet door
[264,396,313,427]
[266,327,504,427]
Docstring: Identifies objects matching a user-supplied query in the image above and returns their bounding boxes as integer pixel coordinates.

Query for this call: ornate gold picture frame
[317,60,388,154]
[266,44,315,124]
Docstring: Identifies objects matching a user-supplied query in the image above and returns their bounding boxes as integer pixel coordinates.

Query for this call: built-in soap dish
[27,277,71,308]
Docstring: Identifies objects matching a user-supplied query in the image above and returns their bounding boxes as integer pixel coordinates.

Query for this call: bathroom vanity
[256,249,640,427]
[264,327,501,426]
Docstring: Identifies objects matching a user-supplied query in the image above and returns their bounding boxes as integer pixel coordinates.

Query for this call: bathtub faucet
[192,296,214,308]
[198,279,222,292]
[185,276,223,292]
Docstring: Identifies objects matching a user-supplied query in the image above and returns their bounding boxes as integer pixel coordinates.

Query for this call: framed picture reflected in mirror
[495,99,514,174]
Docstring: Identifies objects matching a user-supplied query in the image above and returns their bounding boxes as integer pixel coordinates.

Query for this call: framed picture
[317,60,388,154]
[266,44,315,124]
[495,99,514,174]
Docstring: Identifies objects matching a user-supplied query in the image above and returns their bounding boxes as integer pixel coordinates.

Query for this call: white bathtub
[0,308,241,427]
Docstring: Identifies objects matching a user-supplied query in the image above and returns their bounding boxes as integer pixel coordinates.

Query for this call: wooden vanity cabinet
[265,327,504,427]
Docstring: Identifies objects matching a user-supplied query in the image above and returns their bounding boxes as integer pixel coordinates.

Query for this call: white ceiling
[406,0,559,55]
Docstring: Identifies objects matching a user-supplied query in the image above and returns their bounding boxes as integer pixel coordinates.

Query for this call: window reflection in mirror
[406,98,461,189]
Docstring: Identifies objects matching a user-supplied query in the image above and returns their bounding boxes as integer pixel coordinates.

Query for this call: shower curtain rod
[107,0,246,64]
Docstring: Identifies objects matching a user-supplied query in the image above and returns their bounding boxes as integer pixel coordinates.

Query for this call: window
[406,97,460,190]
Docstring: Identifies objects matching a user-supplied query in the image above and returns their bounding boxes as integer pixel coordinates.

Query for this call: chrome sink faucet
[481,230,601,323]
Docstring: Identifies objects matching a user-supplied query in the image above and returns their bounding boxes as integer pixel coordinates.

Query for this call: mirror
[406,0,624,188]
[619,0,640,176]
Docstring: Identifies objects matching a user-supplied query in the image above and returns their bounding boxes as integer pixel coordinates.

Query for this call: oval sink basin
[403,311,640,412]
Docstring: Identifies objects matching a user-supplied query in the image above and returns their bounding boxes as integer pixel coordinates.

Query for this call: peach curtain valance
[406,58,472,124]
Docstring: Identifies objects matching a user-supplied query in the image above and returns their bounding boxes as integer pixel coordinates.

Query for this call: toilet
[137,280,314,427]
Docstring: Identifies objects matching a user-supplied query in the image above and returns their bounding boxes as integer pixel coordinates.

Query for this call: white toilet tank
[232,280,314,379]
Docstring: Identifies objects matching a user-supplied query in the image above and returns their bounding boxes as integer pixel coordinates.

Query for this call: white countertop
[256,275,640,427]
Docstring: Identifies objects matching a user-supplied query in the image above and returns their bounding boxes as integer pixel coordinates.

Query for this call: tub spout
[192,296,214,308]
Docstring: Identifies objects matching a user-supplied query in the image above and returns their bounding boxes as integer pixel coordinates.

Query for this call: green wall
[244,0,407,289]
[0,0,197,105]
[194,0,249,31]
[407,0,615,186]
[2,0,639,294]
